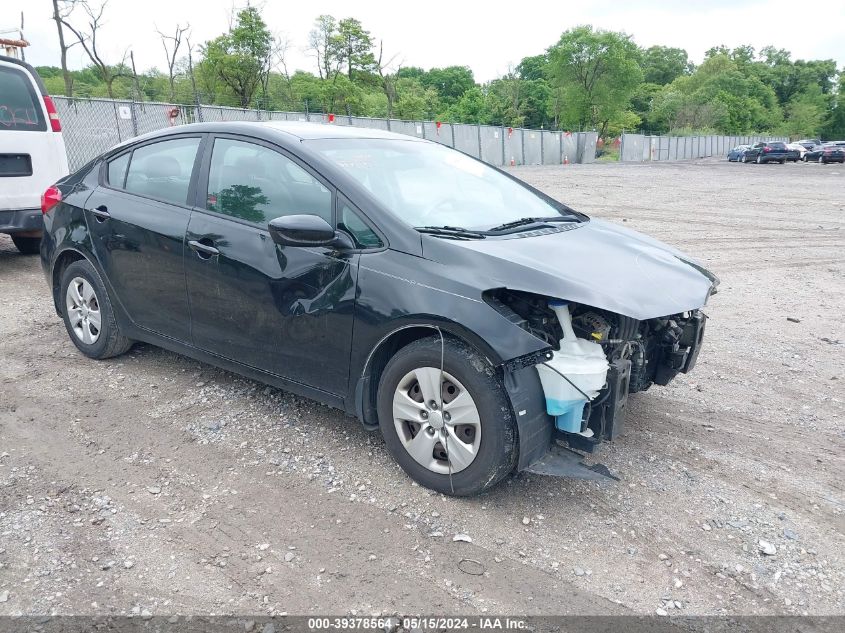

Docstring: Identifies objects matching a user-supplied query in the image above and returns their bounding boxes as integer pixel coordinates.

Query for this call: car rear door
[0,58,68,214]
[83,134,203,342]
[184,134,358,397]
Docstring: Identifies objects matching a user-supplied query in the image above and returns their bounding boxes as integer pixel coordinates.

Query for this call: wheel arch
[50,248,88,315]
[353,321,501,431]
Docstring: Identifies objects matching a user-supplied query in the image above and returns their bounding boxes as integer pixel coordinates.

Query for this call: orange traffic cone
[563,155,570,165]
[510,156,515,166]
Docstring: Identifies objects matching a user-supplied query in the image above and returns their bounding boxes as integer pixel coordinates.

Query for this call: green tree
[547,26,643,137]
[421,66,476,107]
[516,54,548,81]
[448,86,491,124]
[308,15,341,81]
[336,18,375,80]
[201,7,273,107]
[640,46,691,85]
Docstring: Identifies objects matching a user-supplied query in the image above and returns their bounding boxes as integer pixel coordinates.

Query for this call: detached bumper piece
[526,444,619,482]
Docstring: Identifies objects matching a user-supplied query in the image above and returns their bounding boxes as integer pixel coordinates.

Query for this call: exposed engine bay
[485,289,707,452]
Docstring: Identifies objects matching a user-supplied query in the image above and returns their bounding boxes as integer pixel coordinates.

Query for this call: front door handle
[91,205,111,221]
[188,239,219,259]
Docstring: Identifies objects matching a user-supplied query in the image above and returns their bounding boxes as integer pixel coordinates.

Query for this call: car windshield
[310,139,580,231]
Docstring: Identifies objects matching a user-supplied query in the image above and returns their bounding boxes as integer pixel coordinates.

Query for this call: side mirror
[268,214,352,249]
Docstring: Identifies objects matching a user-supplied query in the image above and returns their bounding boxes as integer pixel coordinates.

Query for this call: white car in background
[785,142,807,161]
[0,54,69,254]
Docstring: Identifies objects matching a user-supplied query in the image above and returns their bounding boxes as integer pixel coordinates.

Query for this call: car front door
[83,135,203,342]
[184,135,358,397]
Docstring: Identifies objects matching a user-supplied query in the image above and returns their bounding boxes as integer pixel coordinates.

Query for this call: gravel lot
[0,158,842,618]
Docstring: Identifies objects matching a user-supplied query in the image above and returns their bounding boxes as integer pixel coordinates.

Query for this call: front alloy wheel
[377,336,517,496]
[392,367,482,474]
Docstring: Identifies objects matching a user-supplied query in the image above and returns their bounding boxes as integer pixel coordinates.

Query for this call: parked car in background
[742,141,789,164]
[796,139,821,150]
[803,143,845,164]
[785,143,805,161]
[727,144,750,161]
[0,54,69,254]
[37,121,718,496]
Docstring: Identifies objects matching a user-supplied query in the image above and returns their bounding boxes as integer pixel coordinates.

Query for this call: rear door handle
[188,239,219,258]
[91,205,111,220]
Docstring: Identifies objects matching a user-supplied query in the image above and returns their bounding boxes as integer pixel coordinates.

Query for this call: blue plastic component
[547,299,568,308]
[545,398,586,433]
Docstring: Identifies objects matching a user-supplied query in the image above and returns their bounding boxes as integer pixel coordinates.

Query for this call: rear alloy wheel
[60,259,133,359]
[11,235,40,254]
[756,154,763,164]
[377,336,517,496]
[818,155,825,164]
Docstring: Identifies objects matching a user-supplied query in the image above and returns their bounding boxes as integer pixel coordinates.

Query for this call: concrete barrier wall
[620,132,789,162]
[54,97,601,171]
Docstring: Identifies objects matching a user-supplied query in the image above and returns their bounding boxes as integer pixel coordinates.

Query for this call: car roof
[109,120,425,154]
[256,120,419,141]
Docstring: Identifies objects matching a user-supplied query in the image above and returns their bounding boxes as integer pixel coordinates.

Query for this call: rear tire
[11,235,40,254]
[818,156,825,164]
[756,155,762,164]
[60,259,133,360]
[377,336,517,496]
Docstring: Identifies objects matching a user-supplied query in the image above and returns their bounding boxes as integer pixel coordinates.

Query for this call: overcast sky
[5,0,844,81]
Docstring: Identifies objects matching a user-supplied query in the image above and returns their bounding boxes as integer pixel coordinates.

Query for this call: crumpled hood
[422,218,718,321]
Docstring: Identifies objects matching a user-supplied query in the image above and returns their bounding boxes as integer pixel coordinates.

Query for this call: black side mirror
[268,214,353,249]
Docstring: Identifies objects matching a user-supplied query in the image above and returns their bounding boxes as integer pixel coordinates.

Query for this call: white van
[0,54,69,253]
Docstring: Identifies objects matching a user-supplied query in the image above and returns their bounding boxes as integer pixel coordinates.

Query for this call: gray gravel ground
[0,158,843,617]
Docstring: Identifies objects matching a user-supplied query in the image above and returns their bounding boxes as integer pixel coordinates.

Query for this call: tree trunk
[51,0,73,97]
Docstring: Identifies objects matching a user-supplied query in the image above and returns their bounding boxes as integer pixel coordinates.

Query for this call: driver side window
[206,138,332,225]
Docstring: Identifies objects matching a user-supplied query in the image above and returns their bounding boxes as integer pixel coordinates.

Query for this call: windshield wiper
[486,215,581,233]
[415,225,487,239]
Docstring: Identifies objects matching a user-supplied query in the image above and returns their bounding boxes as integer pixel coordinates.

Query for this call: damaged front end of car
[490,287,713,481]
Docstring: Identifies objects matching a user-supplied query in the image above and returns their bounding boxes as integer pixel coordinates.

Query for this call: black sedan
[803,143,845,164]
[741,141,789,163]
[39,122,718,496]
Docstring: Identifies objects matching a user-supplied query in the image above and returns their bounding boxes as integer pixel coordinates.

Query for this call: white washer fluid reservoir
[535,300,610,433]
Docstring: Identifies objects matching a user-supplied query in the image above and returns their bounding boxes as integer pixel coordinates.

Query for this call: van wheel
[11,235,41,254]
[377,336,517,496]
[60,259,133,359]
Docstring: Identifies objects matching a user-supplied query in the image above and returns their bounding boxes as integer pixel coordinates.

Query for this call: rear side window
[769,142,786,149]
[0,65,47,132]
[206,138,332,225]
[107,153,130,188]
[124,137,200,206]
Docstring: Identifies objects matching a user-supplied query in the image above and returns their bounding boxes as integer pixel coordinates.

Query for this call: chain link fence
[54,97,601,172]
[619,133,789,162]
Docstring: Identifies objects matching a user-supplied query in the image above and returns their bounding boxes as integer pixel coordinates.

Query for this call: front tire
[11,235,40,254]
[60,259,133,359]
[377,336,517,496]
[756,155,763,164]
[818,155,825,164]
